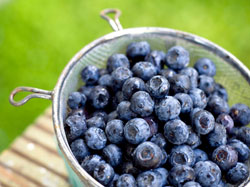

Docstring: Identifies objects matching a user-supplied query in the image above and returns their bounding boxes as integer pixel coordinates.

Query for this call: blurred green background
[0,0,250,152]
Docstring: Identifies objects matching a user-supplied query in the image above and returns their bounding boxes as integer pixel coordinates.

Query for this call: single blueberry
[93,162,115,185]
[126,41,151,62]
[194,161,221,187]
[137,171,162,187]
[198,75,215,95]
[133,141,163,169]
[155,96,181,121]
[150,133,167,149]
[194,149,208,163]
[228,139,250,162]
[229,103,250,126]
[179,67,199,89]
[124,118,151,144]
[165,46,190,70]
[183,181,201,187]
[92,110,108,123]
[192,110,215,135]
[212,83,228,101]
[111,67,133,89]
[81,155,104,175]
[216,113,234,134]
[122,77,145,100]
[212,145,238,171]
[132,61,157,81]
[67,92,87,110]
[98,74,113,88]
[105,119,124,144]
[116,174,136,187]
[81,65,99,85]
[107,53,130,73]
[70,139,90,163]
[189,88,207,109]
[130,91,154,117]
[145,50,166,73]
[117,101,137,121]
[102,144,122,168]
[91,86,109,109]
[170,74,191,94]
[146,75,170,99]
[174,93,193,114]
[164,119,189,145]
[159,68,176,81]
[206,123,227,148]
[194,58,216,77]
[86,116,105,129]
[169,145,195,167]
[226,162,249,185]
[84,127,107,150]
[186,128,201,149]
[207,95,229,117]
[107,110,118,122]
[168,165,195,186]
[237,127,250,146]
[154,168,169,186]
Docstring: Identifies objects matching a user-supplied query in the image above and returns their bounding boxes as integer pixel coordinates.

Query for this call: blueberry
[145,50,166,72]
[159,68,176,81]
[93,162,115,185]
[84,127,107,150]
[81,155,104,175]
[198,75,215,95]
[194,58,216,77]
[164,119,189,145]
[79,85,94,100]
[174,93,193,114]
[226,162,249,185]
[194,161,221,187]
[65,114,87,142]
[133,141,163,169]
[146,75,170,99]
[126,41,151,62]
[207,95,229,117]
[98,74,113,87]
[117,101,137,121]
[179,67,199,89]
[155,96,181,121]
[165,46,190,70]
[170,74,191,94]
[212,145,238,171]
[81,65,99,85]
[154,168,169,186]
[108,173,119,187]
[186,128,201,149]
[67,92,87,110]
[229,103,250,126]
[130,91,154,117]
[216,113,234,134]
[91,86,109,109]
[122,77,146,99]
[169,145,195,167]
[206,123,227,148]
[99,68,108,76]
[189,88,207,109]
[137,171,162,187]
[229,127,240,138]
[86,116,105,129]
[116,174,136,187]
[212,83,228,101]
[228,139,250,162]
[70,139,90,163]
[107,53,130,73]
[168,165,195,186]
[92,110,108,122]
[150,133,167,149]
[143,117,158,136]
[192,110,215,135]
[124,118,151,144]
[132,61,157,82]
[237,127,250,146]
[69,108,86,118]
[194,149,208,163]
[107,110,118,122]
[111,67,133,89]
[102,144,122,167]
[121,162,141,176]
[105,119,124,144]
[183,181,201,187]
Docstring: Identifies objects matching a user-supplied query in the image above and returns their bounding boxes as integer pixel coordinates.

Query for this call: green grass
[0,0,250,152]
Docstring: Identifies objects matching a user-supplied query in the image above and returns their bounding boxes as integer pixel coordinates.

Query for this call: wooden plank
[0,150,69,187]
[35,114,54,134]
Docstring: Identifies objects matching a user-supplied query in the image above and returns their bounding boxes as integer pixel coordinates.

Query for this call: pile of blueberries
[65,41,250,187]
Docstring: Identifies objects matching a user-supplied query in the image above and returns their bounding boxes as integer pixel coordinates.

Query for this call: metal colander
[10,9,250,187]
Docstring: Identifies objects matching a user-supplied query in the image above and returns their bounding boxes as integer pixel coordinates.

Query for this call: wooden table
[0,107,70,187]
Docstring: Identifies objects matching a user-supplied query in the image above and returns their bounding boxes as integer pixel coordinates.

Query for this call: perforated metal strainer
[9,9,250,186]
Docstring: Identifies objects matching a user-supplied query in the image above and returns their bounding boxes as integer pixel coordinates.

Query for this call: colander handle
[100,9,123,31]
[9,87,53,106]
